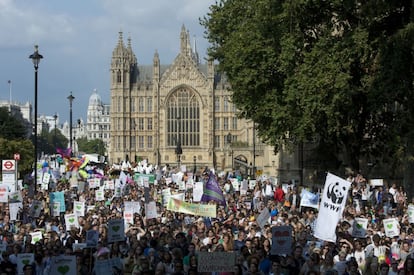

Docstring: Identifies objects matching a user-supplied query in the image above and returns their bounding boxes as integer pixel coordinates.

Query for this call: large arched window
[167,87,200,147]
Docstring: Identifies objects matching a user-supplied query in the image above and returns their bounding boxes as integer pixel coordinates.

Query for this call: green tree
[0,107,33,178]
[38,128,68,155]
[0,107,28,139]
[0,138,34,178]
[77,137,105,156]
[202,0,414,175]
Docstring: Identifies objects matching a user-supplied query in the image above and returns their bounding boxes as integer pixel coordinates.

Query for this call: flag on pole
[314,172,351,242]
[201,171,226,206]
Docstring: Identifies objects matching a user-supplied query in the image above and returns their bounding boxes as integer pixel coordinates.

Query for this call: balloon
[271,209,278,217]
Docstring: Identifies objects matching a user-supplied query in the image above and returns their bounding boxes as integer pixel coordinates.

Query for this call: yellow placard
[167,198,217,218]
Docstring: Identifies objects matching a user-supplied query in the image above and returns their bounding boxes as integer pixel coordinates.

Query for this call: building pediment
[160,54,207,88]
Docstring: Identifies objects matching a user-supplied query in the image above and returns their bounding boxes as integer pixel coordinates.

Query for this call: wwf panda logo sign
[326,182,346,204]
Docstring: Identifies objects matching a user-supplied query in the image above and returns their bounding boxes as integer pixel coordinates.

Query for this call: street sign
[14,153,20,161]
[2,160,15,171]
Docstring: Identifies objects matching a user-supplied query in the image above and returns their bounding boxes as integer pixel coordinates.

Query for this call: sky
[0,0,216,124]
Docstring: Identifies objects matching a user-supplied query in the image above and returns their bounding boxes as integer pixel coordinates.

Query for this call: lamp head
[29,45,43,69]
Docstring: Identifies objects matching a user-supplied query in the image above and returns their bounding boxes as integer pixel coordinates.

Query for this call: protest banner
[314,173,351,242]
[167,198,217,218]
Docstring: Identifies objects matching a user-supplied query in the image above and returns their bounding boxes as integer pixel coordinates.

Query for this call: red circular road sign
[3,160,14,170]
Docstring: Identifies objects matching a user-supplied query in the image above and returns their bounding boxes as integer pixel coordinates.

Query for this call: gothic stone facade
[109,26,286,178]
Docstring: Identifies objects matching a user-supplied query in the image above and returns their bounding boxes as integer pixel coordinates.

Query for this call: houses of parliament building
[103,25,302,183]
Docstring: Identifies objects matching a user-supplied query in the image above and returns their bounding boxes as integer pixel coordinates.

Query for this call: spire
[118,31,124,47]
[127,34,132,50]
[193,35,200,64]
[186,30,192,57]
[180,24,187,54]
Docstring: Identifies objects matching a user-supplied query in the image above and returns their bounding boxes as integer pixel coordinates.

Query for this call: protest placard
[197,252,236,272]
[271,226,293,256]
[49,255,77,275]
[107,219,125,243]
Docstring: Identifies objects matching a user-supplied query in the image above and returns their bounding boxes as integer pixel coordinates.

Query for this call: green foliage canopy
[202,0,414,171]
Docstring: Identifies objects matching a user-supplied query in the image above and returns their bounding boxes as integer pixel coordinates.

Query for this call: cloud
[0,0,216,123]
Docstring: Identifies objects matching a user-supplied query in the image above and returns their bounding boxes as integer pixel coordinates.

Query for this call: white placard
[383,218,400,237]
[408,204,414,224]
[51,201,61,217]
[64,213,79,231]
[145,201,158,219]
[73,201,85,217]
[30,231,43,244]
[369,179,384,186]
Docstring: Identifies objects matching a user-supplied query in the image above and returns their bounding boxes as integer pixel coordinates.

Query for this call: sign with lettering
[107,219,125,243]
[197,252,236,272]
[49,255,76,275]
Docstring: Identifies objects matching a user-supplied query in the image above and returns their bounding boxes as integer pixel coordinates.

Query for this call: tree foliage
[0,107,28,139]
[202,0,414,173]
[77,137,105,156]
[38,128,68,156]
[0,138,34,177]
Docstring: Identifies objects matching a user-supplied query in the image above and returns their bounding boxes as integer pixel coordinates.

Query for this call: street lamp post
[193,155,197,174]
[226,132,232,171]
[29,45,43,193]
[253,123,256,178]
[175,115,182,168]
[67,92,75,155]
[53,113,58,151]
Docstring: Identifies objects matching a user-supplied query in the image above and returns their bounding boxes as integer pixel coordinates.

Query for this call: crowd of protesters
[0,159,413,275]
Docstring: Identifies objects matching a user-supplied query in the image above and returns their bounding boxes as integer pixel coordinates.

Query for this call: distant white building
[86,89,110,156]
